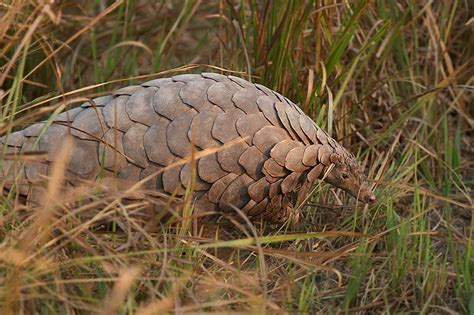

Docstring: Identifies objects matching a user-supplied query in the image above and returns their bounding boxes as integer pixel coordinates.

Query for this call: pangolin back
[0,73,357,223]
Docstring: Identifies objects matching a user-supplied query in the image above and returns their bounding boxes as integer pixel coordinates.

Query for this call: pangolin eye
[341,173,350,180]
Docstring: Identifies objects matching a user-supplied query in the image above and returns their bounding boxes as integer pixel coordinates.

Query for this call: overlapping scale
[232,88,261,114]
[103,96,133,132]
[180,162,211,191]
[123,123,149,168]
[67,138,100,179]
[302,144,321,167]
[125,87,159,126]
[188,110,221,149]
[211,108,244,143]
[256,95,282,127]
[274,101,299,140]
[71,107,107,140]
[235,113,271,145]
[318,144,333,166]
[248,177,270,203]
[98,128,127,172]
[144,118,175,166]
[253,125,289,155]
[218,173,254,212]
[270,140,303,166]
[179,79,214,112]
[113,85,145,96]
[207,81,240,112]
[238,146,266,180]
[285,106,311,144]
[166,109,197,158]
[38,124,70,162]
[162,160,185,195]
[198,153,228,183]
[217,139,248,174]
[208,173,238,203]
[153,82,189,120]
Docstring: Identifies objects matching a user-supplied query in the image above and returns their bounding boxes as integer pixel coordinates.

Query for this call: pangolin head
[323,146,376,204]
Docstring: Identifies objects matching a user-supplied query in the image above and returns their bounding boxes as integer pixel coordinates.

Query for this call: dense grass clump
[0,1,472,313]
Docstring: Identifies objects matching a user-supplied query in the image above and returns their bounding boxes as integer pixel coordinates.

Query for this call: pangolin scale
[0,73,375,224]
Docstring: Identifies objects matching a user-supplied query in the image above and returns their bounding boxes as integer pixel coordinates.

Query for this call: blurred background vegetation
[0,0,472,313]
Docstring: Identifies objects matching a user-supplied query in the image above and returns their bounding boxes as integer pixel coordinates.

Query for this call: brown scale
[270,140,303,167]
[125,87,159,126]
[98,128,127,172]
[285,147,310,172]
[166,108,197,158]
[208,173,238,203]
[217,139,248,174]
[178,79,215,112]
[197,153,228,183]
[218,173,254,212]
[235,112,271,145]
[152,82,188,120]
[256,95,283,127]
[232,88,262,114]
[211,108,245,143]
[103,96,133,132]
[238,146,266,180]
[143,118,175,166]
[70,107,107,141]
[207,81,240,112]
[188,110,222,150]
[248,177,269,203]
[162,159,186,196]
[252,125,290,155]
[140,163,163,189]
[180,162,211,191]
[123,124,149,168]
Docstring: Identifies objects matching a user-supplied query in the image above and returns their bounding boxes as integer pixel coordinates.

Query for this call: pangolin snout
[366,192,376,204]
[360,190,376,204]
[358,185,376,204]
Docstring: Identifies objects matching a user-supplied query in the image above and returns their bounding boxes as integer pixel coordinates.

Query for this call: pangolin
[0,73,375,224]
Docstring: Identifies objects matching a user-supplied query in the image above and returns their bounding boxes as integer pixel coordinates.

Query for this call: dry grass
[0,1,473,314]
